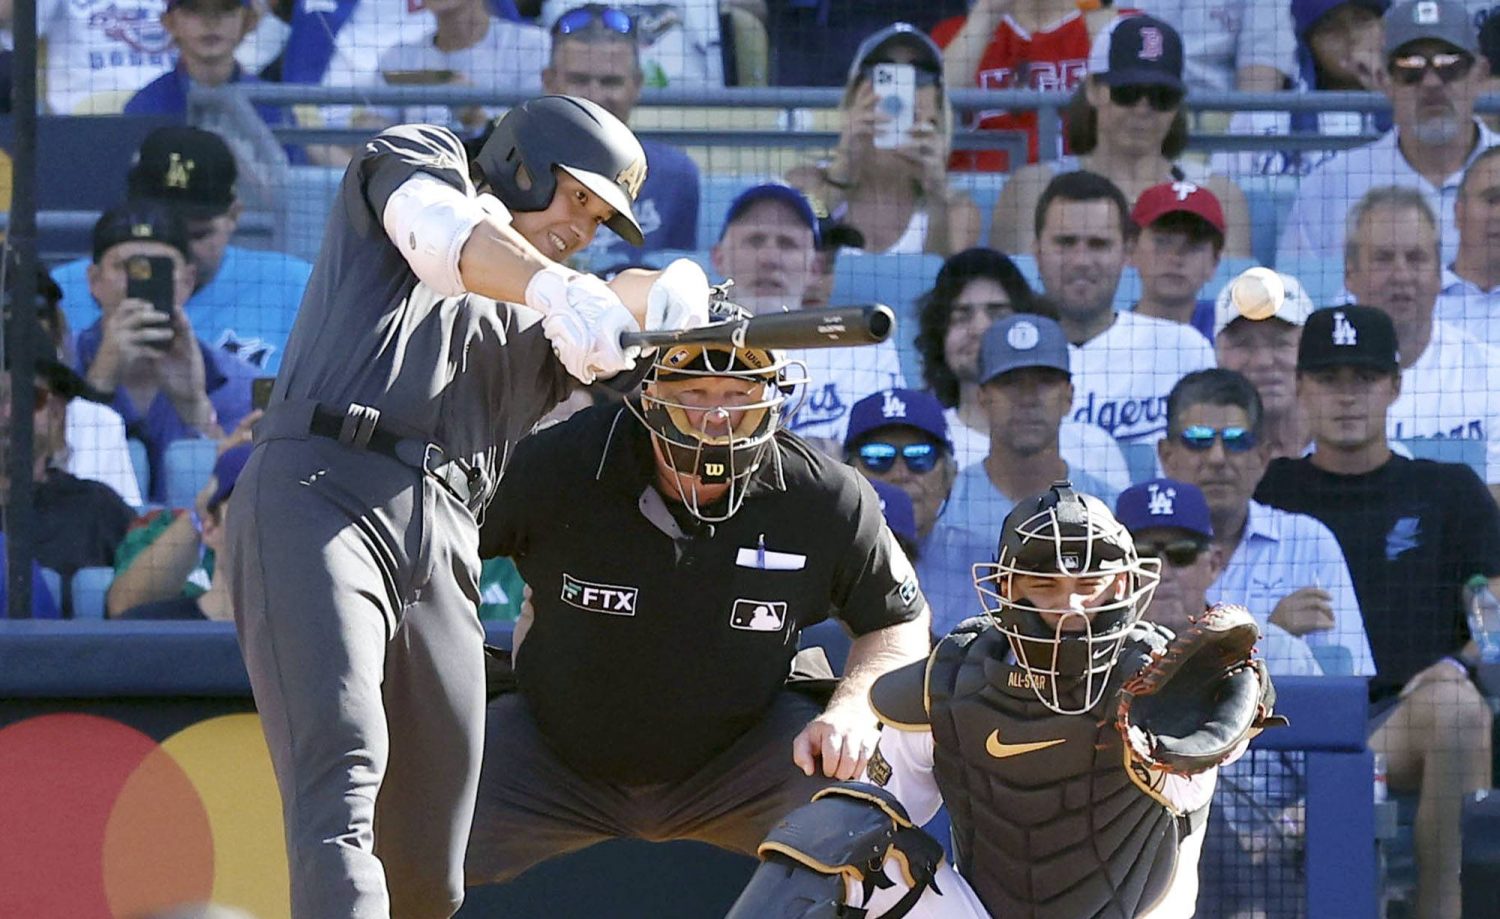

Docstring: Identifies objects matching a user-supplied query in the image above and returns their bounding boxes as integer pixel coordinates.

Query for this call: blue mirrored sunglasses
[856,442,940,474]
[1176,424,1258,453]
[554,6,634,37]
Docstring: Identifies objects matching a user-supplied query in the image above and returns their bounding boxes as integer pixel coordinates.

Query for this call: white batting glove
[529,265,640,384]
[645,258,712,333]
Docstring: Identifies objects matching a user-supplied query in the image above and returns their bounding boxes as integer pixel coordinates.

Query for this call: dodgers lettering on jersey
[1068,312,1216,444]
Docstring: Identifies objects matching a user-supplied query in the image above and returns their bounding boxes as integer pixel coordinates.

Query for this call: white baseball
[1230,267,1286,322]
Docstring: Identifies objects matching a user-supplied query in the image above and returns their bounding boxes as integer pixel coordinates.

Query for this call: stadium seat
[1241,176,1301,270]
[829,251,944,386]
[70,567,114,620]
[280,165,345,263]
[1311,644,1355,677]
[38,568,62,615]
[1277,256,1345,309]
[1397,437,1487,479]
[162,439,221,510]
[126,439,150,507]
[1120,441,1161,485]
[949,172,1007,247]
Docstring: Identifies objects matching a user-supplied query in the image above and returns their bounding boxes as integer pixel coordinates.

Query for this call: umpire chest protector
[920,621,1193,918]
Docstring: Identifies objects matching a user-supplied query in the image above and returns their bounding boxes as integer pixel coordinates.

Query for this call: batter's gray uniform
[227,124,574,919]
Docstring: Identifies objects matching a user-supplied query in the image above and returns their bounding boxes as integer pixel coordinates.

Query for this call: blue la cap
[720,183,821,247]
[869,479,919,547]
[844,388,953,453]
[1115,478,1213,540]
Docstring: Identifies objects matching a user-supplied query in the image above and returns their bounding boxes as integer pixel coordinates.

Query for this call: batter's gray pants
[228,435,484,919]
[465,690,835,885]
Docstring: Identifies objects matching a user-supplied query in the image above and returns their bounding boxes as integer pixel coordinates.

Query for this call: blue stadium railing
[0,619,1376,917]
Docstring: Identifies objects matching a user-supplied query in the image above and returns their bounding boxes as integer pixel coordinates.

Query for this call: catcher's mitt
[1116,603,1288,775]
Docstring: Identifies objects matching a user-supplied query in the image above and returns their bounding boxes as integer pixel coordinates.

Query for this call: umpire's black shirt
[480,403,926,784]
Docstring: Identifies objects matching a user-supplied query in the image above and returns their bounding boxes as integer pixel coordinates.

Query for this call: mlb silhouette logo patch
[730,599,789,632]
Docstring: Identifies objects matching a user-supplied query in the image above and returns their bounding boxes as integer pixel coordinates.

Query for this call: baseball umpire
[226,96,710,918]
[463,298,933,886]
[727,482,1285,918]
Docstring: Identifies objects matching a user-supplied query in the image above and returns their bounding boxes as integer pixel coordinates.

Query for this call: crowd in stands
[6,0,1500,915]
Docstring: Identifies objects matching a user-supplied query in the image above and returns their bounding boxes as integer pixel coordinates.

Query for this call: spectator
[787,23,982,256]
[1214,0,1391,178]
[0,532,59,618]
[369,0,549,134]
[543,4,701,264]
[75,202,258,503]
[1343,185,1500,503]
[1213,271,1319,459]
[540,0,727,88]
[913,246,1131,489]
[868,478,922,562]
[1128,180,1226,340]
[1156,368,1373,675]
[992,16,1252,255]
[117,443,251,620]
[0,359,136,605]
[1257,304,1497,919]
[1115,477,1222,635]
[1436,144,1500,348]
[922,314,1120,634]
[803,215,865,310]
[16,259,143,507]
[1141,0,1297,93]
[125,0,303,153]
[931,0,1128,171]
[842,388,959,553]
[54,127,314,374]
[1277,0,1497,269]
[1031,170,1216,444]
[710,183,906,451]
[33,0,173,113]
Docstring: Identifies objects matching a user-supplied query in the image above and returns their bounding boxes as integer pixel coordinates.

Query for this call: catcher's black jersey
[479,403,926,784]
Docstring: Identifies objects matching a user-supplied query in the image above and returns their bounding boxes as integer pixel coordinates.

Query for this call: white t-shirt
[785,339,906,446]
[1389,319,1500,484]
[946,408,1132,497]
[1138,0,1295,94]
[65,399,144,508]
[372,19,549,130]
[36,0,173,114]
[1068,311,1218,444]
[540,1,723,89]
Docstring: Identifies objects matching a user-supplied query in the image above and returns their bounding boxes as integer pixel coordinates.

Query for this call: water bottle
[1373,752,1388,804]
[1463,575,1500,664]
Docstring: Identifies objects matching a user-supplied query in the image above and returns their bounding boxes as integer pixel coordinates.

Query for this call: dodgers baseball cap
[721,183,820,246]
[1131,181,1226,237]
[848,23,945,84]
[979,314,1070,385]
[869,479,919,547]
[128,126,238,218]
[1115,478,1214,541]
[1087,14,1185,90]
[844,388,953,453]
[1213,271,1317,336]
[91,200,192,263]
[207,443,254,512]
[1297,305,1401,372]
[1384,0,1477,56]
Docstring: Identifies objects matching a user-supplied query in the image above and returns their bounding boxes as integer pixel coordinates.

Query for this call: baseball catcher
[727,481,1284,918]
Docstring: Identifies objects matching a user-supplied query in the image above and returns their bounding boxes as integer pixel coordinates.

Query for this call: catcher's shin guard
[724,782,945,919]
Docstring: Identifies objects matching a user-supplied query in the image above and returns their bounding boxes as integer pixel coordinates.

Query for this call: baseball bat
[620,304,895,351]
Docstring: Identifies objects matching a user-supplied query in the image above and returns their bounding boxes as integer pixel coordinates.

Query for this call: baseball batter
[728,483,1284,918]
[226,96,708,918]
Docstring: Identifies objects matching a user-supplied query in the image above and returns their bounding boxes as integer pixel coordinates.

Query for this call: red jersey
[932,9,1138,171]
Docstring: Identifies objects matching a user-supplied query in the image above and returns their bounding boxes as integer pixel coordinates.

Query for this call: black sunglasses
[1108,84,1184,112]
[553,5,634,37]
[1136,539,1208,568]
[1176,424,1259,453]
[856,441,941,474]
[1389,51,1474,86]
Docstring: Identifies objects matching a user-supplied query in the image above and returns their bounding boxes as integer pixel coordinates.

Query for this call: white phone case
[871,62,916,150]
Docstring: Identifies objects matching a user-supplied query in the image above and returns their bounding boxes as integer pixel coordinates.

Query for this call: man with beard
[1278,0,1498,268]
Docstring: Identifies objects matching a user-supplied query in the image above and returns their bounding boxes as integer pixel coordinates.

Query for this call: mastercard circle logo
[0,712,288,918]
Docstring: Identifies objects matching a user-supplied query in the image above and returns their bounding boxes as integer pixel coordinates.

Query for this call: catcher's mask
[973,481,1161,715]
[627,298,805,523]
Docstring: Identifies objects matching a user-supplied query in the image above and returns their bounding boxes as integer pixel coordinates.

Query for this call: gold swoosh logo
[986,730,1066,759]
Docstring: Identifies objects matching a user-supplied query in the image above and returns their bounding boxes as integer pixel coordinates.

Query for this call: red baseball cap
[1131,180,1226,236]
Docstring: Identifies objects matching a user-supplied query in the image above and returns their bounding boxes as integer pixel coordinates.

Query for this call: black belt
[302,403,481,509]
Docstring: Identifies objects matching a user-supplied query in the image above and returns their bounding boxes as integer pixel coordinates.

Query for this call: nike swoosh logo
[986,730,1066,759]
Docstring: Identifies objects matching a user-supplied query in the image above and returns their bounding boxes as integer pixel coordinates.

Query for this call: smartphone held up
[871,62,916,150]
[125,254,177,350]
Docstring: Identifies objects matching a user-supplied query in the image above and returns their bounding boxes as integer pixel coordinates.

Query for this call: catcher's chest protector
[927,625,1185,919]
